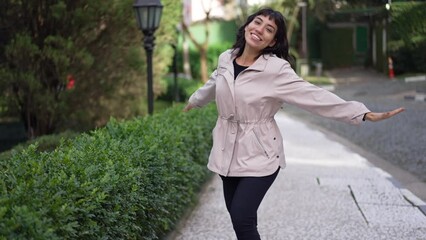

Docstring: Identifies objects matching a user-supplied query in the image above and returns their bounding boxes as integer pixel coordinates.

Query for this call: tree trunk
[199,48,208,83]
[287,5,300,42]
[181,1,211,83]
[182,34,192,79]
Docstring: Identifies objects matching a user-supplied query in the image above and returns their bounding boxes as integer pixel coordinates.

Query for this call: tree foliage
[0,0,181,138]
[388,1,426,73]
[260,0,334,58]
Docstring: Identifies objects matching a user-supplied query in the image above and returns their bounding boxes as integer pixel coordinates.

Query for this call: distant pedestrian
[183,8,404,240]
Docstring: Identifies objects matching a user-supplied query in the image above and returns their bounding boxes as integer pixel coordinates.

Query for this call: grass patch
[304,75,334,85]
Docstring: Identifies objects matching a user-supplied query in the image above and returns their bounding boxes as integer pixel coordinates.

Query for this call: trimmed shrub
[0,104,217,239]
[0,130,79,163]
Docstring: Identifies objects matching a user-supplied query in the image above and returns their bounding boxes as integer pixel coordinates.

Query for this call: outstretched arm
[364,107,405,122]
[275,61,405,125]
[183,69,218,112]
[183,103,195,112]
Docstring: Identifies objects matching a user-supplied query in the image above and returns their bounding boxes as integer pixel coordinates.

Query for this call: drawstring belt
[219,114,273,124]
[219,115,273,151]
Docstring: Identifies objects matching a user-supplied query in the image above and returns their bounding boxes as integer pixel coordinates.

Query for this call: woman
[183,8,404,240]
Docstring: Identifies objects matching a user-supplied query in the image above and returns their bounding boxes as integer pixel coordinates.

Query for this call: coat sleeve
[188,69,217,108]
[275,61,370,125]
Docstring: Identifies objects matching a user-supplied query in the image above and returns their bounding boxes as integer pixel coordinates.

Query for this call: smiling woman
[183,7,404,240]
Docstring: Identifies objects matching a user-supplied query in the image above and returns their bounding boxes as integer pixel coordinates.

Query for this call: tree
[181,0,214,83]
[235,0,250,26]
[0,0,96,138]
[0,0,181,138]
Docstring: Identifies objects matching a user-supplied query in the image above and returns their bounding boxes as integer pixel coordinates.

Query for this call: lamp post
[297,1,308,77]
[297,1,307,59]
[133,0,163,115]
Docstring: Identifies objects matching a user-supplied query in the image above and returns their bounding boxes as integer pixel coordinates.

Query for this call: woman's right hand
[364,107,405,122]
[183,103,195,112]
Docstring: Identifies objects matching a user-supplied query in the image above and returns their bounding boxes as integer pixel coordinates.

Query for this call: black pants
[220,168,279,240]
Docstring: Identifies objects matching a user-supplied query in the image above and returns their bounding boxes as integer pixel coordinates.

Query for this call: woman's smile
[250,32,262,41]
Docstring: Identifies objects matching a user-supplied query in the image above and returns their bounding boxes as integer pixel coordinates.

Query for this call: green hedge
[0,130,79,158]
[0,104,217,239]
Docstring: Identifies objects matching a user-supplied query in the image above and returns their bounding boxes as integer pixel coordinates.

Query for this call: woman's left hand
[364,107,405,122]
[183,103,195,112]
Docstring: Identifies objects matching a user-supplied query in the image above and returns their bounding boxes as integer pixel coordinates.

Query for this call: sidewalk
[169,111,426,240]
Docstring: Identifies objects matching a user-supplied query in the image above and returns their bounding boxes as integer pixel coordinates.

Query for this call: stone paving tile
[350,180,411,206]
[172,176,234,240]
[371,226,426,240]
[319,177,412,206]
[260,224,379,240]
[359,203,426,228]
[257,172,369,238]
[401,188,426,206]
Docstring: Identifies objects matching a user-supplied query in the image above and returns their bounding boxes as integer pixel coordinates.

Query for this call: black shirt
[233,59,249,80]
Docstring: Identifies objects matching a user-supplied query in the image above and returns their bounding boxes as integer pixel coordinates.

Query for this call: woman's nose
[254,26,264,35]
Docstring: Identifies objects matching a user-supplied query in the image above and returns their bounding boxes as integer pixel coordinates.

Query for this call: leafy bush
[389,2,426,74]
[0,104,217,239]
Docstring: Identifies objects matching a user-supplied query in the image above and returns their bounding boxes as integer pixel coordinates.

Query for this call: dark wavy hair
[232,8,289,61]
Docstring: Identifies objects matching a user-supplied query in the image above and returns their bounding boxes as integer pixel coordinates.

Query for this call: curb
[405,75,426,83]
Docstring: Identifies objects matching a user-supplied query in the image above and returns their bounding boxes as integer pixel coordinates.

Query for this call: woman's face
[244,14,277,52]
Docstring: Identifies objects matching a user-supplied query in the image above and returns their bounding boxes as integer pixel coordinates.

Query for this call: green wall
[374,25,386,73]
[355,25,368,66]
[184,20,237,47]
[320,27,354,68]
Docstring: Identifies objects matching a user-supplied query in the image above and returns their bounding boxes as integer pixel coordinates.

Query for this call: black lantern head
[133,0,163,34]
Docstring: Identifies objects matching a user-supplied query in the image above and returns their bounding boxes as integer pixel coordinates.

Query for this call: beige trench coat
[189,49,370,177]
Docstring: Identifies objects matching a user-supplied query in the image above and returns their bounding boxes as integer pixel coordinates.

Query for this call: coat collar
[222,49,273,73]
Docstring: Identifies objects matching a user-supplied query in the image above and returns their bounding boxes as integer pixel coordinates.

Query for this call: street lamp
[133,0,163,115]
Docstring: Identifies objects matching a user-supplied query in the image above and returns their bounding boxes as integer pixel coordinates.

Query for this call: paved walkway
[169,111,426,240]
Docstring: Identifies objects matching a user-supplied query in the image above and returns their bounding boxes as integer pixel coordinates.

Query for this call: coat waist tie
[219,115,273,124]
[218,115,274,152]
